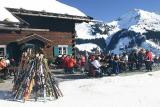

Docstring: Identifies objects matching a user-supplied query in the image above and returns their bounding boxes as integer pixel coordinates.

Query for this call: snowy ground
[1,70,160,107]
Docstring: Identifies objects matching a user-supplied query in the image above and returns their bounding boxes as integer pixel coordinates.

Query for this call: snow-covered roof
[0,6,19,22]
[0,0,86,17]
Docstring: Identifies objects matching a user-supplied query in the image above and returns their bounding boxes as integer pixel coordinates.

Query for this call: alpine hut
[0,0,92,64]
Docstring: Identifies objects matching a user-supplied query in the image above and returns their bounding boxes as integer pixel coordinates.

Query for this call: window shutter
[68,46,72,55]
[53,46,59,56]
[6,48,9,58]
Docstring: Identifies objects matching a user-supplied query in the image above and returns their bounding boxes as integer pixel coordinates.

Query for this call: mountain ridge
[107,9,160,33]
[75,9,160,55]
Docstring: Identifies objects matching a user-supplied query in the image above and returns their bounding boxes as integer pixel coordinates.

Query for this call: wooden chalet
[0,8,92,64]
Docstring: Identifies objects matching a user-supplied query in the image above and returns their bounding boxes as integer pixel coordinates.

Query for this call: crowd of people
[1,48,160,79]
[51,48,160,77]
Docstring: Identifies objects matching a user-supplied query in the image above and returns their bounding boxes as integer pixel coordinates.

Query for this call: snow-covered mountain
[75,9,160,55]
[108,9,160,33]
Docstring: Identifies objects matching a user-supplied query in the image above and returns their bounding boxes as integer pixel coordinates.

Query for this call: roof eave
[6,8,93,22]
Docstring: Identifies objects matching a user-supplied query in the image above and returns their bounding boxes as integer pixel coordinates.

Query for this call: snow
[0,6,19,22]
[75,22,95,39]
[141,40,160,56]
[108,9,160,33]
[0,0,86,22]
[108,38,160,56]
[76,22,108,39]
[107,9,160,55]
[111,38,160,55]
[107,22,121,36]
[0,0,86,17]
[60,72,160,107]
[111,37,131,54]
[76,43,101,53]
[1,71,160,107]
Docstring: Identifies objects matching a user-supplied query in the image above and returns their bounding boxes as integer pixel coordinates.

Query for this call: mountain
[108,9,160,33]
[75,9,160,55]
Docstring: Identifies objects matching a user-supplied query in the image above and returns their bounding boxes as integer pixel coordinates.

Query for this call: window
[0,45,6,58]
[63,47,67,55]
[54,45,72,57]
[58,45,68,55]
[58,47,62,55]
[0,48,4,57]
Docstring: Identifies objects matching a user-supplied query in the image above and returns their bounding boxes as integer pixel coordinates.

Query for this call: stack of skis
[12,49,63,102]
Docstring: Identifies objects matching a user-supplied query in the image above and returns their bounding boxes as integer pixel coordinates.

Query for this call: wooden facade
[0,8,92,64]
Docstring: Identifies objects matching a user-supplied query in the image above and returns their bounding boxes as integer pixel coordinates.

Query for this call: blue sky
[60,0,160,22]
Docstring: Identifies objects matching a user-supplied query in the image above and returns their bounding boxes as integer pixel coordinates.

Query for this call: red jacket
[145,51,152,61]
[67,58,76,68]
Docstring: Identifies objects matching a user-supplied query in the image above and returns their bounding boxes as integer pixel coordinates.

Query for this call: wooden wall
[0,31,73,45]
[0,30,74,62]
[0,15,77,61]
